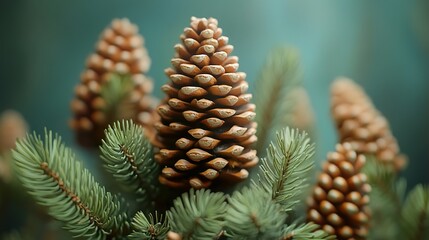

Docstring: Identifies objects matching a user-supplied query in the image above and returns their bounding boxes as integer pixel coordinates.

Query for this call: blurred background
[0,0,428,227]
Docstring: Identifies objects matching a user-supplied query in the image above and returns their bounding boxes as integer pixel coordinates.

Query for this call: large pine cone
[331,77,406,171]
[155,17,258,189]
[307,143,371,240]
[70,18,158,147]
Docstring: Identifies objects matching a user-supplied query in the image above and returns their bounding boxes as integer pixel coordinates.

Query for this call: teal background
[0,0,428,189]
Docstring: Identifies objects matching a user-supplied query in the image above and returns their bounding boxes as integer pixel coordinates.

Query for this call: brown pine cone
[307,143,371,240]
[70,18,158,147]
[331,77,406,171]
[154,17,258,189]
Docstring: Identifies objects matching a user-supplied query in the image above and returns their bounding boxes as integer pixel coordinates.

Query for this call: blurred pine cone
[307,143,371,239]
[155,17,258,189]
[331,77,406,171]
[70,18,158,147]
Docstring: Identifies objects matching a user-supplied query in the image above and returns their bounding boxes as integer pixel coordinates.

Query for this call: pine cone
[331,77,406,171]
[70,18,158,147]
[307,143,371,239]
[154,17,258,189]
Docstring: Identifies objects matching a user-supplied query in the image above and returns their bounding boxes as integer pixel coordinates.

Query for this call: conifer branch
[254,47,302,153]
[258,128,315,212]
[12,131,130,239]
[363,156,405,239]
[400,185,429,240]
[225,186,284,239]
[128,211,170,240]
[101,73,135,122]
[100,120,158,204]
[282,222,335,240]
[167,189,226,239]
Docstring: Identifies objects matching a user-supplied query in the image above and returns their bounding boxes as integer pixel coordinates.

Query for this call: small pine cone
[307,143,371,240]
[70,18,158,147]
[331,77,405,171]
[155,17,258,189]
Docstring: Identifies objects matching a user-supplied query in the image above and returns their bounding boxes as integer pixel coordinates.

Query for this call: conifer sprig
[363,156,405,239]
[401,185,429,240]
[12,131,130,239]
[167,189,227,240]
[225,186,285,239]
[100,120,158,204]
[282,222,336,240]
[128,211,170,240]
[254,47,302,153]
[259,128,315,212]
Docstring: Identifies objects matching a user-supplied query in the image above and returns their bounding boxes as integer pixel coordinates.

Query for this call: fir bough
[167,189,227,239]
[282,222,336,240]
[225,186,284,239]
[401,185,429,240]
[254,47,302,153]
[259,128,315,212]
[100,120,158,204]
[128,211,169,240]
[12,131,130,239]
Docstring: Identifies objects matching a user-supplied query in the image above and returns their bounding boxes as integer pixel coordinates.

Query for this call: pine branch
[101,73,135,122]
[400,185,429,240]
[12,131,130,239]
[100,120,158,204]
[167,189,226,240]
[254,47,302,153]
[225,186,284,239]
[363,156,406,239]
[282,222,335,240]
[258,128,315,213]
[128,211,170,240]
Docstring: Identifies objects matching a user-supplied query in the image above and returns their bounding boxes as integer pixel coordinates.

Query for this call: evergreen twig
[363,156,405,239]
[282,222,336,240]
[400,185,429,240]
[167,189,227,240]
[12,131,130,239]
[258,128,315,213]
[254,47,302,154]
[128,211,170,240]
[225,186,284,239]
[100,120,159,205]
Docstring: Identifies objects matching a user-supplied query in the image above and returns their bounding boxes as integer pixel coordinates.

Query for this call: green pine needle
[128,211,170,240]
[100,120,158,204]
[225,186,284,240]
[282,222,335,240]
[254,47,302,153]
[12,130,130,239]
[400,185,429,240]
[258,128,315,213]
[168,189,227,240]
